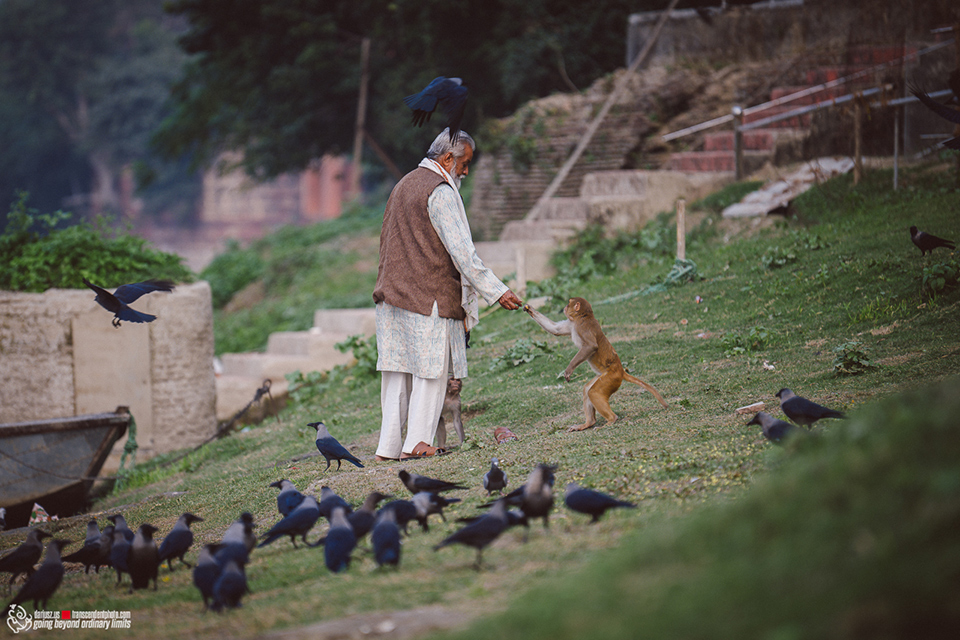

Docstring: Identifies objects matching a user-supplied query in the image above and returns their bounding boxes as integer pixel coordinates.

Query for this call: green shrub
[921,258,960,296]
[0,192,193,291]
[832,340,879,376]
[490,338,553,370]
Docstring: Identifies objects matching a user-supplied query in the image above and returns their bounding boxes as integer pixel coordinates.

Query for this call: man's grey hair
[426,128,476,160]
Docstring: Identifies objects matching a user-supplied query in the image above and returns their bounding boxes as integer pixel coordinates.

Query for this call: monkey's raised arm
[524,305,573,336]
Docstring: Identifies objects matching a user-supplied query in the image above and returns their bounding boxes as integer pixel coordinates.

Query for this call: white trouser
[376,336,451,458]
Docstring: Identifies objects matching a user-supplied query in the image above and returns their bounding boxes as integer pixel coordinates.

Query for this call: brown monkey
[436,378,465,448]
[525,297,667,431]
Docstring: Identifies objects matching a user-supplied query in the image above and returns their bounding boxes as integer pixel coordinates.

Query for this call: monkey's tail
[622,373,668,408]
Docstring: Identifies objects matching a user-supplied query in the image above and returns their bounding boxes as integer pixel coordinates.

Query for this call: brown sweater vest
[372,167,465,320]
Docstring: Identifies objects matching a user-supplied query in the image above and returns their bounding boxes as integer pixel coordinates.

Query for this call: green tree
[154,0,659,178]
[0,0,199,221]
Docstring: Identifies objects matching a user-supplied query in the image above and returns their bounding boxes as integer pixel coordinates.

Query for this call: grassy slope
[7,161,960,639]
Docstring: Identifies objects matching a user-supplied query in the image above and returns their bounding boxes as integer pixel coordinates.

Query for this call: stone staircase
[215,308,376,422]
[666,44,911,173]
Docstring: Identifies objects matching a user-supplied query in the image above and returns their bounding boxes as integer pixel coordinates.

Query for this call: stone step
[312,308,377,336]
[532,197,589,220]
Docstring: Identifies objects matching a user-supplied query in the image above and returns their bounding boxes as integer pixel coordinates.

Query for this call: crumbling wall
[0,282,216,463]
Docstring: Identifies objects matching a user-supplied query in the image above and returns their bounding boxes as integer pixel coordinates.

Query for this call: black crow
[217,513,256,566]
[747,411,801,443]
[434,499,509,570]
[371,509,402,569]
[129,524,160,592]
[211,559,248,612]
[258,495,321,549]
[107,514,135,542]
[411,492,461,532]
[403,76,468,143]
[109,528,132,585]
[398,469,467,494]
[9,539,70,611]
[482,458,507,495]
[324,507,356,574]
[0,529,50,590]
[564,483,636,523]
[62,520,102,574]
[309,422,364,471]
[193,543,223,610]
[83,278,174,327]
[776,388,845,427]
[910,225,956,256]
[377,500,418,536]
[270,479,305,516]
[158,513,203,571]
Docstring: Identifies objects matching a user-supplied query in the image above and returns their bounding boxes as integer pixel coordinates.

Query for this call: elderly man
[373,128,522,460]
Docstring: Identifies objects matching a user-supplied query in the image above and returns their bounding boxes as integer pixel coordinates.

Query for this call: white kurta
[375,166,508,380]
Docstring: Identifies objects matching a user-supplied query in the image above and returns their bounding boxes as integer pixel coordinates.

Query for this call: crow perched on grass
[776,388,845,428]
[910,226,956,256]
[747,411,801,443]
[564,483,636,523]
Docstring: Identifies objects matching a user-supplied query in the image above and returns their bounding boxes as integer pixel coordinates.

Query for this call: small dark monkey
[436,378,465,448]
[525,297,668,431]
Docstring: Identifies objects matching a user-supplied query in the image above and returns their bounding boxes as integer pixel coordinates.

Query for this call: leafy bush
[490,338,553,370]
[721,325,768,357]
[921,258,960,296]
[528,217,675,301]
[0,192,193,291]
[832,340,879,376]
[760,245,797,270]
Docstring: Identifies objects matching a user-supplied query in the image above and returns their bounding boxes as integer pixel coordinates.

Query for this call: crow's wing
[403,76,445,116]
[113,280,175,304]
[911,86,960,125]
[115,306,157,324]
[83,278,122,313]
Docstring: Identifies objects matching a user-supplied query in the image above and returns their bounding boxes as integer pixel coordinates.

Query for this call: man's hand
[497,290,523,310]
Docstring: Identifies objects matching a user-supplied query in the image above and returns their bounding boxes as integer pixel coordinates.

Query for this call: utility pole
[351,37,371,199]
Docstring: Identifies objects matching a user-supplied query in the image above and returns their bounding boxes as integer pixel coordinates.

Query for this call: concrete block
[312,308,376,336]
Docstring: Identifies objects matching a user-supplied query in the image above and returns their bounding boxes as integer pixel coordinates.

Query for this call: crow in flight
[403,76,468,143]
[83,278,174,327]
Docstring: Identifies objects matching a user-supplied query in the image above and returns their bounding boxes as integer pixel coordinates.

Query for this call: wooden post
[350,37,371,198]
[853,96,862,185]
[676,198,686,261]
[954,24,960,188]
[893,104,899,191]
[733,106,744,180]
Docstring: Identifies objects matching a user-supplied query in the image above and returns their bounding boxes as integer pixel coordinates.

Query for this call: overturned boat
[0,407,130,528]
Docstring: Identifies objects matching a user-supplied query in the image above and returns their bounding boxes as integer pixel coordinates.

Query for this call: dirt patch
[877,351,923,367]
[868,322,898,336]
[258,604,483,640]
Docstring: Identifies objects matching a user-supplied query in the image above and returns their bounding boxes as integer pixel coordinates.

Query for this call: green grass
[8,160,960,639]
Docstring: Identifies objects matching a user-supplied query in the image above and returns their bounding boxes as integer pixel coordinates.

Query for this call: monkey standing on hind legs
[524,297,668,431]
[435,378,464,449]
